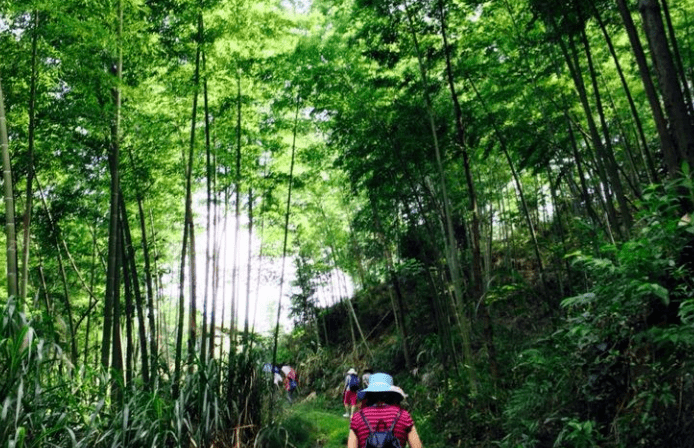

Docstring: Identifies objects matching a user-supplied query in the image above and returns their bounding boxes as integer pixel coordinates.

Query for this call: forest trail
[272,395,351,448]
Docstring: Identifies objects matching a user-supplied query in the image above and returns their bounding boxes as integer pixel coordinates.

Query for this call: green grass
[278,398,350,448]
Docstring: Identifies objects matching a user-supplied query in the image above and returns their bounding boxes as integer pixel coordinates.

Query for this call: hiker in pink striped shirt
[347,372,423,448]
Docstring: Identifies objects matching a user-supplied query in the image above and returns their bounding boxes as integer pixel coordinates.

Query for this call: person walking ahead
[343,368,360,417]
[347,372,423,448]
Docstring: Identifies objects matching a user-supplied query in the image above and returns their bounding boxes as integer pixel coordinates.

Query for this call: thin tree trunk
[579,26,632,234]
[121,223,134,385]
[231,66,243,345]
[20,11,39,303]
[592,1,658,183]
[244,187,253,339]
[175,24,202,397]
[0,72,18,299]
[187,217,197,367]
[616,0,678,177]
[103,0,123,370]
[402,0,476,391]
[125,144,158,380]
[271,94,300,412]
[660,0,693,115]
[111,218,124,401]
[370,197,411,369]
[136,181,157,381]
[201,48,212,366]
[467,76,546,282]
[565,110,601,229]
[84,217,98,366]
[437,0,494,385]
[120,194,150,385]
[639,0,694,172]
[559,29,620,235]
[35,176,78,364]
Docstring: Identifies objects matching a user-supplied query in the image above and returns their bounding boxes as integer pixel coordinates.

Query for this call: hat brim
[361,384,394,393]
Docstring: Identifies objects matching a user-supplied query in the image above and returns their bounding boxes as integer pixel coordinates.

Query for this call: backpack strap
[361,409,402,434]
[360,410,374,434]
[389,409,402,431]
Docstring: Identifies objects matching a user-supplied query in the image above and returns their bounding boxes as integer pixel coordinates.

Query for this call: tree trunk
[0,72,18,300]
[244,187,253,339]
[35,176,78,364]
[111,217,124,401]
[120,194,150,385]
[84,217,98,366]
[436,0,493,385]
[271,94,300,376]
[121,223,134,385]
[125,145,158,381]
[232,65,243,345]
[566,111,601,229]
[616,0,678,177]
[402,0,476,391]
[201,49,212,365]
[187,217,197,368]
[639,0,694,172]
[175,25,201,397]
[103,0,123,370]
[370,197,411,369]
[660,0,693,116]
[467,76,546,284]
[558,30,620,236]
[579,26,632,233]
[21,11,39,303]
[592,1,658,183]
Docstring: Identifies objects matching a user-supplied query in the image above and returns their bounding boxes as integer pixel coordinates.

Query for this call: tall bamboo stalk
[0,72,18,299]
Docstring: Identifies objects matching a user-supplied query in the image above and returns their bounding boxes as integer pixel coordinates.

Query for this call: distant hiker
[282,365,298,404]
[343,367,360,417]
[357,368,374,402]
[347,372,423,448]
[362,368,373,388]
[272,365,283,388]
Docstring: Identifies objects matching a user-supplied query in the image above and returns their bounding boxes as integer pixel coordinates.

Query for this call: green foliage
[255,401,348,448]
[0,299,78,448]
[500,181,694,447]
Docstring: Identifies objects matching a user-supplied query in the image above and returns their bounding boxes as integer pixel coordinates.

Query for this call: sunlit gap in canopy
[280,0,311,15]
[192,192,354,338]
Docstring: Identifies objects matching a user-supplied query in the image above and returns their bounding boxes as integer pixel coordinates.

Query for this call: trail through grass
[271,395,351,448]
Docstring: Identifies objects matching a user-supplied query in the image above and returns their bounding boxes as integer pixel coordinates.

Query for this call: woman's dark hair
[364,391,402,406]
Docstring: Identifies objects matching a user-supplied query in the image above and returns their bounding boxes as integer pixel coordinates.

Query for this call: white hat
[390,385,408,399]
[347,368,357,375]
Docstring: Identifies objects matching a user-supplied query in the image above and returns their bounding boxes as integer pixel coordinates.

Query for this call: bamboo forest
[1,0,694,446]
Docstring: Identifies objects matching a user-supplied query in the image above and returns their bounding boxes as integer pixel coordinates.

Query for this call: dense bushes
[500,183,694,447]
[0,299,267,448]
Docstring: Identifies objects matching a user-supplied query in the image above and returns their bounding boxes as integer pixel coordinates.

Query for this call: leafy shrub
[499,180,694,447]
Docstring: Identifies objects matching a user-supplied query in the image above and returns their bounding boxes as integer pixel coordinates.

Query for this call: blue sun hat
[360,372,394,393]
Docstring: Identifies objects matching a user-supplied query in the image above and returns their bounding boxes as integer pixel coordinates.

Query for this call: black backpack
[360,409,403,448]
[348,374,360,392]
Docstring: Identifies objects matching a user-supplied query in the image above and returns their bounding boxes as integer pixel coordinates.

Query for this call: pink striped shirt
[350,405,413,447]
